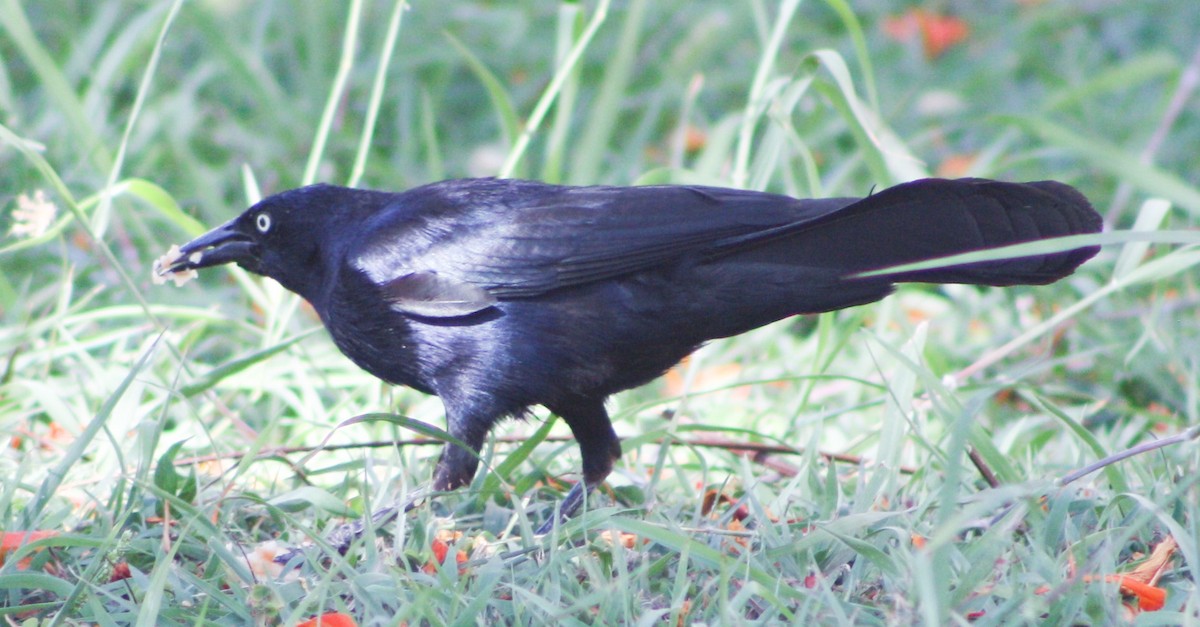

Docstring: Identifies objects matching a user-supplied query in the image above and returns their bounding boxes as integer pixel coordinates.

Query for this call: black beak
[159,218,257,275]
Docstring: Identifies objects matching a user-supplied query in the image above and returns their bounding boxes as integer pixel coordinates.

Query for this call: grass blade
[302,0,363,185]
[348,0,407,188]
[499,0,611,178]
[1006,115,1200,215]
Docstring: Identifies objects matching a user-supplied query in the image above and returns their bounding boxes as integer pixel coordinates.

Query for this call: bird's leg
[433,421,488,491]
[276,420,487,564]
[536,398,621,534]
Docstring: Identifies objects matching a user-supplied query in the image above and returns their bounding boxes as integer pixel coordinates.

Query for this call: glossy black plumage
[164,177,1101,527]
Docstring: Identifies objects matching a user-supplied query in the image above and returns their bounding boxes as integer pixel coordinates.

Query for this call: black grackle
[160,177,1101,532]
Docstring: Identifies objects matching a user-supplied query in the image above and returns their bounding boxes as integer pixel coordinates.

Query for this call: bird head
[158,184,386,301]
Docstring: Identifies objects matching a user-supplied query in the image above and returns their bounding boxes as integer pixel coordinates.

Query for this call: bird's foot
[273,487,429,565]
[535,480,591,535]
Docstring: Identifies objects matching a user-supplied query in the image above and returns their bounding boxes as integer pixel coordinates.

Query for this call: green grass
[1,1,1199,624]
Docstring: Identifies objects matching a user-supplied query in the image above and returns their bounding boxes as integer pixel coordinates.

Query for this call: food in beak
[152,244,201,287]
[152,219,256,286]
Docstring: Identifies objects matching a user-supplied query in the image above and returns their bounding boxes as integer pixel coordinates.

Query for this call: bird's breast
[321,275,434,394]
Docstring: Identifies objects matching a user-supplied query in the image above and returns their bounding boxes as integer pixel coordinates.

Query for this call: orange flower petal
[430,538,449,563]
[882,12,920,43]
[1110,575,1167,612]
[882,9,970,59]
[1128,536,1178,585]
[0,531,58,565]
[296,612,357,627]
[918,11,970,59]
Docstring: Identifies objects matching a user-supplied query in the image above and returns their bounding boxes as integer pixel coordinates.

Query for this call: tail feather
[879,179,1101,286]
[733,178,1102,287]
[685,178,1101,339]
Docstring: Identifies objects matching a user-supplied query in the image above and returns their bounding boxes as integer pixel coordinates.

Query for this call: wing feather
[351,179,856,311]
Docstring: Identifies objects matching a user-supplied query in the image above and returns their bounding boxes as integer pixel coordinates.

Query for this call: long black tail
[724,178,1102,286]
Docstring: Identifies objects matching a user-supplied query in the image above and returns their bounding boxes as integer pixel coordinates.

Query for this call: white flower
[10,189,56,238]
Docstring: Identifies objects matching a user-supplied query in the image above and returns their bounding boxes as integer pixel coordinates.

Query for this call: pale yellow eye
[256,213,271,233]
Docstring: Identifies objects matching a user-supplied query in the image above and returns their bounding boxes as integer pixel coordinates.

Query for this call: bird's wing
[351,179,856,317]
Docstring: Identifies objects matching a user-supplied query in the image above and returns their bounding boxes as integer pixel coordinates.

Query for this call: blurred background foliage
[1,0,1199,623]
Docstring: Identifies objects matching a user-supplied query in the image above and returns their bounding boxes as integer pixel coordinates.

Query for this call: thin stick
[175,434,916,475]
[967,447,1001,489]
[1060,425,1200,486]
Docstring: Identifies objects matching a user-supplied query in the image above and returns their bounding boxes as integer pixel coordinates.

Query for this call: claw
[272,487,430,566]
[535,481,591,535]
